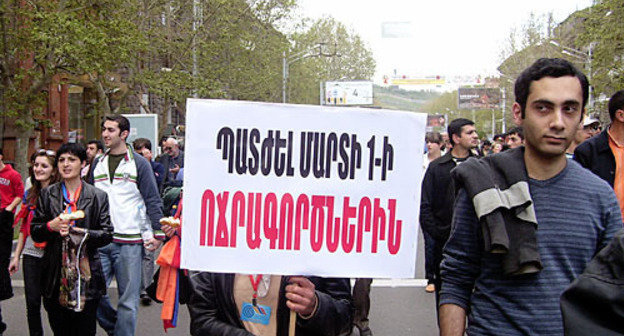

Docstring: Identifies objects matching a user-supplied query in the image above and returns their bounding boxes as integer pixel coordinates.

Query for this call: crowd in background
[1,57,624,336]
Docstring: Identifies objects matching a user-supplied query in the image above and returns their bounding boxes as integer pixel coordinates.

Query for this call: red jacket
[0,164,24,209]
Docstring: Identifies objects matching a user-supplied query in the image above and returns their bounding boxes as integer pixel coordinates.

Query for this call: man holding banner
[187,273,352,335]
[181,100,426,336]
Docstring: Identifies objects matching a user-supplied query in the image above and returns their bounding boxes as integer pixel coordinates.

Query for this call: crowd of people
[0,57,621,336]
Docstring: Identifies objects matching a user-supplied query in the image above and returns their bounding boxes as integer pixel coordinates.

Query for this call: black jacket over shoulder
[187,273,352,336]
[574,129,616,187]
[31,181,113,301]
[420,151,464,241]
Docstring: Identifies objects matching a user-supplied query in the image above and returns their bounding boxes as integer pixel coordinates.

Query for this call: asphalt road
[2,229,438,335]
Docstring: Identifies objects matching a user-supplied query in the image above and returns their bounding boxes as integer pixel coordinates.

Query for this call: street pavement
[2,229,438,335]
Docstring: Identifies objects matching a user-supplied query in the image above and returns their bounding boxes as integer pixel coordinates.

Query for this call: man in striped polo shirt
[90,115,165,336]
[439,58,622,335]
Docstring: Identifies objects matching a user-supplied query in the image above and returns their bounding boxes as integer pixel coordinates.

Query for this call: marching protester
[30,143,113,335]
[9,149,59,336]
[133,138,165,191]
[132,137,165,306]
[439,58,622,335]
[505,127,524,149]
[0,148,24,335]
[187,272,352,336]
[574,90,624,216]
[90,115,164,336]
[565,116,600,159]
[423,132,443,170]
[421,131,443,294]
[82,140,104,178]
[479,139,492,157]
[159,137,184,189]
[420,118,478,319]
[491,142,504,154]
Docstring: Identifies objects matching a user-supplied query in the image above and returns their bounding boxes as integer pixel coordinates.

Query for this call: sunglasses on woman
[37,149,56,157]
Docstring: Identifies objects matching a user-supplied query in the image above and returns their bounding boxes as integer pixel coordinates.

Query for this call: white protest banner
[181,99,426,278]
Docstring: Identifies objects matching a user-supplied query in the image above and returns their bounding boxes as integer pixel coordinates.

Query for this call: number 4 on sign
[352,89,358,96]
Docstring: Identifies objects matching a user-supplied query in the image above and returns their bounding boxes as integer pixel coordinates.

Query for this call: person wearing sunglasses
[10,149,59,336]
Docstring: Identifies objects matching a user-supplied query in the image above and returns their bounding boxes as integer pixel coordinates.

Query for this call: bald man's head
[164,138,180,157]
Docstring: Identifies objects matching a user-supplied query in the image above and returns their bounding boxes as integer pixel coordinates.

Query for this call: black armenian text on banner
[216,127,395,181]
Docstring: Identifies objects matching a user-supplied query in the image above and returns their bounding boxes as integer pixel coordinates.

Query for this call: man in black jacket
[187,273,352,336]
[419,118,478,320]
[575,90,624,216]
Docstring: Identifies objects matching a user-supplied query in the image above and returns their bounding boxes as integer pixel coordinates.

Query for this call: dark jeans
[432,238,445,324]
[0,210,13,335]
[422,229,436,284]
[23,255,44,336]
[353,278,372,332]
[43,297,99,336]
[0,210,13,302]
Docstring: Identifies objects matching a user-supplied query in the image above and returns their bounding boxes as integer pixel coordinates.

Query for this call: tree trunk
[14,126,32,179]
[89,74,111,115]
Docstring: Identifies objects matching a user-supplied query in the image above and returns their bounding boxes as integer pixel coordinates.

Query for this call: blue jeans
[96,243,143,336]
[141,249,155,294]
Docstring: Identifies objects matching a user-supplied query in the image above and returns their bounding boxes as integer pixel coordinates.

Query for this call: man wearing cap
[566,116,600,159]
[575,90,624,217]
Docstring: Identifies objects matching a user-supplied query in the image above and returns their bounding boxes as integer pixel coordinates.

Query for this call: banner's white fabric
[181,99,426,278]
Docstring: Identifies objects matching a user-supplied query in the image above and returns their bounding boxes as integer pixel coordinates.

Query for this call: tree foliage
[578,0,624,113]
[422,90,499,138]
[496,11,591,128]
[128,0,295,109]
[0,0,141,175]
[1,0,376,173]
[287,17,376,104]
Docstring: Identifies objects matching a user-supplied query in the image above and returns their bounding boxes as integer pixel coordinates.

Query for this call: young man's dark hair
[514,58,589,118]
[506,126,524,140]
[87,139,104,152]
[447,118,475,145]
[608,90,624,121]
[101,115,130,136]
[132,138,152,151]
[56,142,87,164]
[425,132,443,144]
[493,134,505,142]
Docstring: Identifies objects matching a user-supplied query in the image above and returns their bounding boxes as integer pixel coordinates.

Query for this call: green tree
[287,17,376,104]
[0,0,141,175]
[578,0,624,118]
[422,90,498,137]
[496,11,587,128]
[123,0,294,132]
